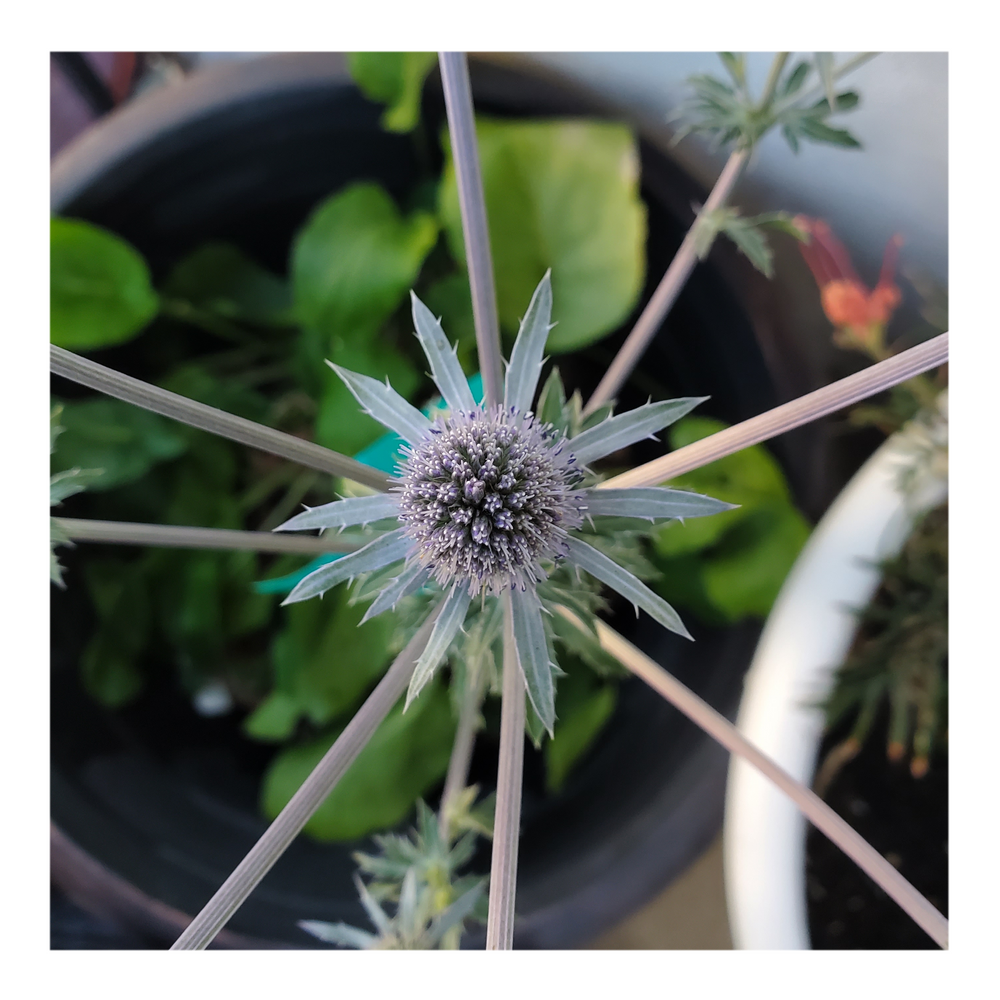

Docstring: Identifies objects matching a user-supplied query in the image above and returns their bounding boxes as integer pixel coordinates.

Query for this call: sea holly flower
[274,272,734,733]
[796,216,903,357]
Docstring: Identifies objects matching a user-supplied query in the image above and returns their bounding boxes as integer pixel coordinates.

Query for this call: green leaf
[245,587,397,740]
[261,676,456,841]
[80,558,150,707]
[346,52,437,133]
[797,117,861,148]
[699,502,812,620]
[49,397,188,491]
[546,681,617,793]
[719,217,775,278]
[814,53,838,112]
[51,218,159,350]
[439,118,646,352]
[162,242,293,326]
[780,60,811,97]
[291,182,439,343]
[718,53,746,91]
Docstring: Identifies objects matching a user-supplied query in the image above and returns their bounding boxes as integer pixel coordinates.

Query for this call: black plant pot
[51,52,818,949]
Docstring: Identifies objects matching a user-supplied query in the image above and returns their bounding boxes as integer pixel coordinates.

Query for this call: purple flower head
[396,406,586,596]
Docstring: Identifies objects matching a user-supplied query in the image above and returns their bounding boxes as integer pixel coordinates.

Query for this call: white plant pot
[722,396,947,949]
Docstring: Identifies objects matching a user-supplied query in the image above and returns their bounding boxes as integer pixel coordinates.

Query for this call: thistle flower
[274,272,734,732]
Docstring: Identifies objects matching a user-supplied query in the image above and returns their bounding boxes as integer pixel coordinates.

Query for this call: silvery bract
[275,272,734,733]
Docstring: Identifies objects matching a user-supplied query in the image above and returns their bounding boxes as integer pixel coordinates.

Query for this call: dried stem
[439,52,504,409]
[438,660,487,841]
[169,610,439,950]
[565,610,948,949]
[600,332,948,490]
[54,517,363,555]
[50,345,391,492]
[485,592,525,949]
[584,148,748,415]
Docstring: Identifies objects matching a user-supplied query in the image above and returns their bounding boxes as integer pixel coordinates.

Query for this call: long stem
[583,148,748,415]
[567,610,948,950]
[54,517,364,555]
[438,660,487,841]
[170,609,439,950]
[600,332,948,489]
[485,592,525,949]
[585,52,879,417]
[50,345,391,492]
[438,52,504,409]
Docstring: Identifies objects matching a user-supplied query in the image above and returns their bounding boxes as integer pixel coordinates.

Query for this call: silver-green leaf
[586,487,736,520]
[510,586,557,735]
[568,397,707,465]
[327,362,432,444]
[406,587,472,708]
[273,493,400,533]
[565,535,692,640]
[282,529,410,605]
[410,291,477,414]
[504,270,553,414]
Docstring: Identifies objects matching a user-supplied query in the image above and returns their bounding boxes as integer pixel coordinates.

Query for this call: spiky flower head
[397,406,585,596]
[273,272,734,732]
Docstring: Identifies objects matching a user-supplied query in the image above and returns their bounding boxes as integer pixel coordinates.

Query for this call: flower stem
[439,659,487,841]
[53,517,363,555]
[170,609,439,950]
[566,609,948,950]
[50,345,391,492]
[485,592,525,949]
[599,332,948,489]
[583,147,748,416]
[438,52,504,409]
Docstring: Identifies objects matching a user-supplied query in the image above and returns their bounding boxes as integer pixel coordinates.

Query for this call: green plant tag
[51,218,159,350]
[439,117,646,352]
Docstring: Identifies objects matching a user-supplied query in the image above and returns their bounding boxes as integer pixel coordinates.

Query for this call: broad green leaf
[546,678,617,793]
[50,397,187,491]
[291,182,438,343]
[162,242,293,326]
[51,218,159,350]
[261,676,456,841]
[246,588,396,740]
[346,52,437,133]
[699,503,811,620]
[439,118,646,352]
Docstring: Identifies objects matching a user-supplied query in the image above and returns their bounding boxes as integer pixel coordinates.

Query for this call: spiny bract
[273,272,734,731]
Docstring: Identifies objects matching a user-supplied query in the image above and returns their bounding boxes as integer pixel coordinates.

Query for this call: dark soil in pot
[806,709,948,949]
[51,53,815,949]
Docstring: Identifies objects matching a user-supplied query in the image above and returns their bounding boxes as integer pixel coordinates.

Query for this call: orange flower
[795,216,903,357]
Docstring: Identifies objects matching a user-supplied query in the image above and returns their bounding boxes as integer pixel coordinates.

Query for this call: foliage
[693,208,806,279]
[651,416,811,625]
[673,53,862,153]
[816,502,947,787]
[346,52,437,133]
[50,218,159,350]
[439,117,646,351]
